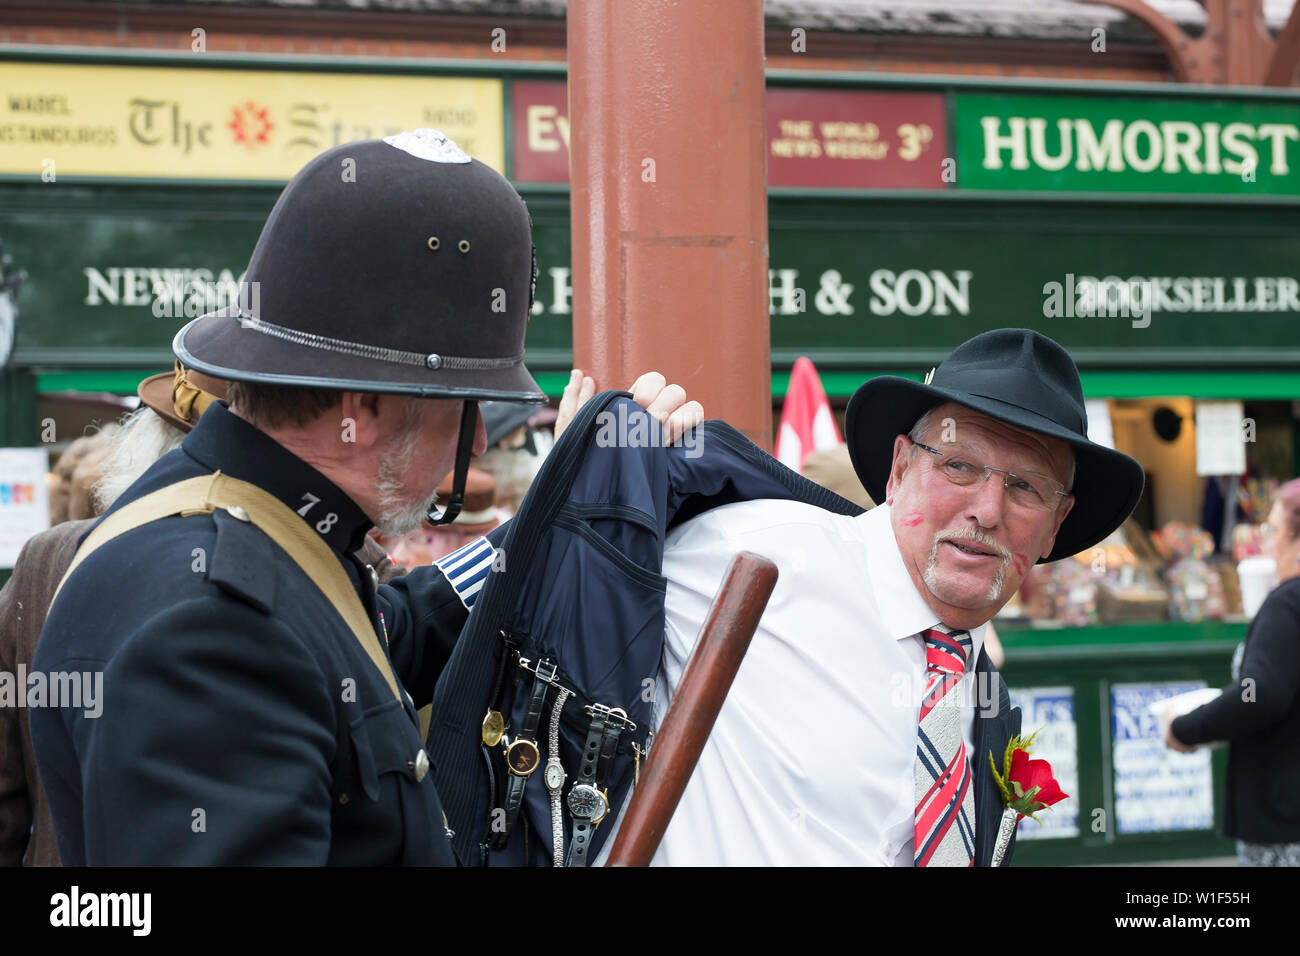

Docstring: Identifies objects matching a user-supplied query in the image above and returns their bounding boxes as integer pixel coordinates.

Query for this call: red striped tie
[913,626,975,867]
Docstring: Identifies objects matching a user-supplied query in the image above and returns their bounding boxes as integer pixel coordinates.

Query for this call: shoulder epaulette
[207,508,277,613]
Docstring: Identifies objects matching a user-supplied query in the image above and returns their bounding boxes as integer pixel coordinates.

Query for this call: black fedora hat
[844,328,1144,563]
[174,129,545,405]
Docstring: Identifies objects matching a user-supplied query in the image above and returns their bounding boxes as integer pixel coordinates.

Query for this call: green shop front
[5,52,1300,863]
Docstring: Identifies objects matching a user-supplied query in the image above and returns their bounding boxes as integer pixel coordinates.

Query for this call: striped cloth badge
[433,536,496,610]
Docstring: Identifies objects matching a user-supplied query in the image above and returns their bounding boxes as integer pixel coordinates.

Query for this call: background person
[0,365,202,866]
[1166,477,1300,867]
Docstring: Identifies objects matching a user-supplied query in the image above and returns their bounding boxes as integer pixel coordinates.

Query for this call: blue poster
[1008,686,1079,840]
[1111,681,1214,834]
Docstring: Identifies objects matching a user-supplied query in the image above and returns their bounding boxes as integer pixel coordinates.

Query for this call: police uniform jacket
[31,402,486,865]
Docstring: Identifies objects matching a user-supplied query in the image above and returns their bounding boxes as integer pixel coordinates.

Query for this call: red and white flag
[776,356,841,473]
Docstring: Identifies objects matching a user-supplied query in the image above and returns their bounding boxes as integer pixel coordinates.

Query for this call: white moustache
[933,526,1011,562]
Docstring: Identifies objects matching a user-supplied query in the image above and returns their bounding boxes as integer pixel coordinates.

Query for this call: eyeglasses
[912,440,1072,513]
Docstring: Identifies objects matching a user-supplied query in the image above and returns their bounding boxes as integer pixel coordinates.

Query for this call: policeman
[30,129,694,865]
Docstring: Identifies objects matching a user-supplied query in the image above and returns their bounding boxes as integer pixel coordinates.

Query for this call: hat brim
[481,400,540,447]
[174,307,547,404]
[137,372,193,432]
[844,377,1145,563]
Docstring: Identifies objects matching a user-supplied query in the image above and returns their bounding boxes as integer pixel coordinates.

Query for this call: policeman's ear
[337,392,388,450]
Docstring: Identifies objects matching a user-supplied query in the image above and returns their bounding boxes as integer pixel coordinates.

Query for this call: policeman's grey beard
[923,526,1011,604]
[92,407,187,513]
[374,399,436,537]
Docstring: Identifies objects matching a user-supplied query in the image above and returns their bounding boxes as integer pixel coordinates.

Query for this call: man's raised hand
[554,369,703,443]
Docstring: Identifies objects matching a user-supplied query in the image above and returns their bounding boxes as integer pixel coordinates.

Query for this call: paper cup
[1237,556,1277,618]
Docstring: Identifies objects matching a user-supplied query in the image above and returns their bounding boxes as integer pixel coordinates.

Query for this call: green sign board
[1,186,577,371]
[4,189,1300,372]
[764,197,1300,367]
[955,93,1300,196]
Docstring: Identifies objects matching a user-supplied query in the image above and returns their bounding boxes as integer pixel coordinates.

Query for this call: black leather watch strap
[479,743,498,865]
[565,713,608,867]
[497,659,553,849]
[597,718,623,783]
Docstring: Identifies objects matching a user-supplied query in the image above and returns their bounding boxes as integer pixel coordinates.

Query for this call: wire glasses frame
[912,440,1073,512]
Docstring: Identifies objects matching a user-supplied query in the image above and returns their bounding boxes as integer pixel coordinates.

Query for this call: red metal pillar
[567,0,772,449]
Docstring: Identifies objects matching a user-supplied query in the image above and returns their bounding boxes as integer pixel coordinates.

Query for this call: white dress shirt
[594,500,984,866]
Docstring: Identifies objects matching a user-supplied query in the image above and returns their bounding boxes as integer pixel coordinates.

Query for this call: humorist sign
[956,94,1300,196]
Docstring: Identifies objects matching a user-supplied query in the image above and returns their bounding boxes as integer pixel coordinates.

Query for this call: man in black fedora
[30,129,699,866]
[597,328,1144,866]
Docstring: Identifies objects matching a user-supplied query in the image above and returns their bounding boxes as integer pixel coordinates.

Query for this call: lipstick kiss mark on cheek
[902,510,924,527]
[1012,553,1028,576]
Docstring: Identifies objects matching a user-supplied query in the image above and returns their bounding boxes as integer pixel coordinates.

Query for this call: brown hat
[137,360,229,432]
[432,466,499,534]
[801,443,875,511]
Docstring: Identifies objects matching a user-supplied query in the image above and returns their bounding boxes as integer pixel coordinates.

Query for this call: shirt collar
[182,401,373,556]
[857,503,986,664]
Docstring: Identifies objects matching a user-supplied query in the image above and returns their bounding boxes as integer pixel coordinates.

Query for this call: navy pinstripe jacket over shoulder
[428,392,1020,867]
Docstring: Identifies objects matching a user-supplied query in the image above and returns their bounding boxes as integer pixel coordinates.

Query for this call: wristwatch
[482,629,520,748]
[497,658,554,848]
[565,709,614,867]
[545,687,573,867]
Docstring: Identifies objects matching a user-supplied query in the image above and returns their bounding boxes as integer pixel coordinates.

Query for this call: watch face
[544,761,566,791]
[567,784,608,821]
[506,739,540,776]
[481,710,505,748]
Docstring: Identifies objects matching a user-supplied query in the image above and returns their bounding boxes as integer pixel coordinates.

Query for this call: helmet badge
[383,128,472,164]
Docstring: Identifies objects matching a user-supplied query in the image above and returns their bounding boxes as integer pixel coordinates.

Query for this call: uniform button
[338,793,350,805]
[412,748,430,782]
[227,505,251,522]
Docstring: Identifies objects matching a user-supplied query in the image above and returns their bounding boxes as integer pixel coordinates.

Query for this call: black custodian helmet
[174,129,546,523]
[173,128,545,404]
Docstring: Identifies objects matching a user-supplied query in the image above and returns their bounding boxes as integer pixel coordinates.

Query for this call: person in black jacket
[1167,478,1300,866]
[30,130,697,866]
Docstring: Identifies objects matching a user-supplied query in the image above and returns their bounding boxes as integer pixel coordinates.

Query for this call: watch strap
[597,720,623,783]
[498,659,553,849]
[566,713,610,867]
[546,687,572,867]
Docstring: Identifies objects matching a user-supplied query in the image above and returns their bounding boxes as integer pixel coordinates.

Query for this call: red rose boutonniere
[988,730,1069,866]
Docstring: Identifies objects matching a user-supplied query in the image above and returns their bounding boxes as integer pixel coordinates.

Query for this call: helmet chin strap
[426,400,479,526]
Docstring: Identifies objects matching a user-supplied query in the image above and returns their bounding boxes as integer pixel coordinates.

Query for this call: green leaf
[988,750,1012,806]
